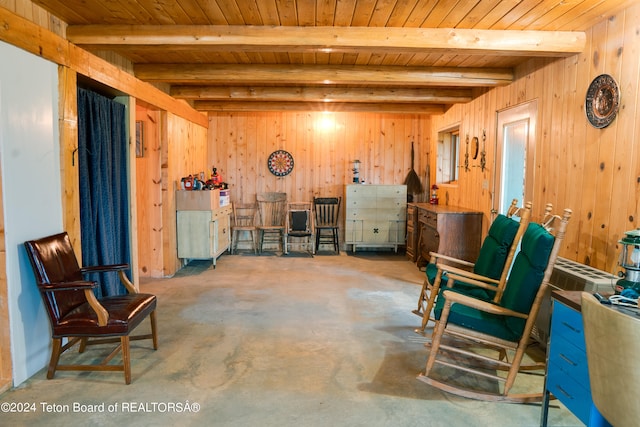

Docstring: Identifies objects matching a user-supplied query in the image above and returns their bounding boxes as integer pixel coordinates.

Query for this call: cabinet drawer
[552,301,586,351]
[546,362,592,424]
[376,185,405,198]
[548,336,590,388]
[418,210,437,228]
[407,205,416,218]
[211,204,233,220]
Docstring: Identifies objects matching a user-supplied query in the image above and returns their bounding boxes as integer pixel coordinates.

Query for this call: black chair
[313,197,341,253]
[284,202,315,254]
[24,232,158,384]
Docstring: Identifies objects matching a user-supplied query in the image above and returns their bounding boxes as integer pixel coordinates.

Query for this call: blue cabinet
[540,294,611,426]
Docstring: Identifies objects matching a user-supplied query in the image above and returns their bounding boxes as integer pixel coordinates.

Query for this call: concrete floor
[0,251,582,426]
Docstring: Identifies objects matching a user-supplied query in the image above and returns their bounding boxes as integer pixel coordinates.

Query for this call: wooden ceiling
[31,0,636,113]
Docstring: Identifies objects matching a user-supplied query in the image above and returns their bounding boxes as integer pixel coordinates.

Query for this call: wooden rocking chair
[417,208,571,402]
[413,199,531,333]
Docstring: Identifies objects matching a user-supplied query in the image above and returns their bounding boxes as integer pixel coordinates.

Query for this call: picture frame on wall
[135,121,144,157]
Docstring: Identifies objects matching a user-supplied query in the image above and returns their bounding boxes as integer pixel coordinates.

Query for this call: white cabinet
[344,184,407,252]
[176,204,232,268]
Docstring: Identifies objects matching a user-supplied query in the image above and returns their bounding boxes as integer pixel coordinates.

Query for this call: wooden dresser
[344,184,407,252]
[411,203,482,268]
[405,203,419,261]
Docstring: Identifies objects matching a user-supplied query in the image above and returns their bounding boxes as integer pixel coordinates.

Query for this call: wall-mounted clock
[585,74,620,129]
[267,150,294,176]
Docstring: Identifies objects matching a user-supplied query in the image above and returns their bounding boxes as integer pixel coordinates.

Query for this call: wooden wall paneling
[387,117,399,185]
[163,113,208,276]
[162,112,178,275]
[336,113,349,194]
[558,54,582,259]
[135,105,164,278]
[245,113,259,202]
[534,63,552,214]
[624,6,640,246]
[345,112,359,188]
[611,6,640,268]
[359,113,372,184]
[566,50,588,261]
[58,66,81,255]
[549,56,567,209]
[255,113,268,195]
[590,17,619,270]
[289,112,303,202]
[574,26,598,265]
[221,113,237,201]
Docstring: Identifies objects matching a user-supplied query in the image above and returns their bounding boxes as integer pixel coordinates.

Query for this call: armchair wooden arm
[80,264,137,293]
[444,272,501,294]
[39,280,109,326]
[441,289,529,319]
[429,252,475,269]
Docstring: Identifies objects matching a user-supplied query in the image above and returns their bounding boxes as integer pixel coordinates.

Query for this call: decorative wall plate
[585,74,620,129]
[267,150,294,176]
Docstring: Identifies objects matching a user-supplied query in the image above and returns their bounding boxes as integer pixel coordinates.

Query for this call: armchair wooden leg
[47,338,63,379]
[150,311,158,350]
[121,336,131,385]
[79,337,88,353]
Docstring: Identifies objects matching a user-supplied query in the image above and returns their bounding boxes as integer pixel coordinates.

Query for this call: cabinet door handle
[561,321,581,334]
[559,353,577,366]
[555,385,573,399]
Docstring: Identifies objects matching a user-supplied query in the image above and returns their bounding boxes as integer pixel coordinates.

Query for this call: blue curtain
[77,87,130,297]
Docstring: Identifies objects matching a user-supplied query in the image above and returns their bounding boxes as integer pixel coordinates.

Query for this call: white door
[493,101,538,218]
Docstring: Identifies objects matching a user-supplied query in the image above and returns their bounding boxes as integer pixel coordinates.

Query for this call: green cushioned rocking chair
[417,208,571,403]
[413,199,531,333]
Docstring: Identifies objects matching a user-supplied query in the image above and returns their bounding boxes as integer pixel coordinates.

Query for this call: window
[436,126,460,184]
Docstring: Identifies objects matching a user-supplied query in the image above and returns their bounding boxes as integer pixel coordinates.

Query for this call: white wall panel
[0,41,62,386]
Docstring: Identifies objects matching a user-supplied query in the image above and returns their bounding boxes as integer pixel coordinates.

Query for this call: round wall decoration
[585,74,620,129]
[267,150,294,176]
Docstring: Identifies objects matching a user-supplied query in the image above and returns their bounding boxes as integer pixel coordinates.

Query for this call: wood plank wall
[135,105,163,277]
[135,104,209,278]
[207,111,431,226]
[163,112,209,276]
[431,4,640,275]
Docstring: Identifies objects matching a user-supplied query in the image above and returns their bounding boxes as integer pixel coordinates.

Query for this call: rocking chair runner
[417,208,571,402]
[24,232,158,384]
[413,199,531,333]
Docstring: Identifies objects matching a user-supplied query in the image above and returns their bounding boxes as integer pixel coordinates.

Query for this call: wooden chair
[582,292,640,427]
[231,203,258,254]
[284,202,315,255]
[417,208,571,402]
[313,196,341,253]
[413,199,531,333]
[23,232,158,384]
[256,192,287,253]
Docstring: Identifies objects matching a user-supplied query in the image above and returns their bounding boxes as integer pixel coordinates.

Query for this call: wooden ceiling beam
[67,25,586,57]
[170,85,473,103]
[135,64,513,87]
[193,101,446,114]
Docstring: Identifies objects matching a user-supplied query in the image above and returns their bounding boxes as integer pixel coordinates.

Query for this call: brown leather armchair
[24,232,158,384]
